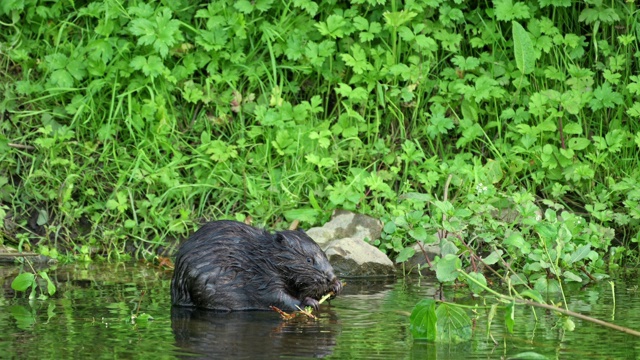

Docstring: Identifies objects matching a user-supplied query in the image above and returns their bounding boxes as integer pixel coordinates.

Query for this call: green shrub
[0,0,638,276]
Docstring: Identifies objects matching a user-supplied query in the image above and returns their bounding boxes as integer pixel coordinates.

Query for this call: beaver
[171,220,342,311]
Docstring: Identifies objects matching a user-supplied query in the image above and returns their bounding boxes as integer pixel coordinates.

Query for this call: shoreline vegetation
[1,0,639,284]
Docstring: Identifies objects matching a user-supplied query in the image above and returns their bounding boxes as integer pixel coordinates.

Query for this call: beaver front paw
[329,280,342,298]
[301,297,320,311]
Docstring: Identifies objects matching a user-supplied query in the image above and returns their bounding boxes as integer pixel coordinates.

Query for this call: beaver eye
[306,257,313,264]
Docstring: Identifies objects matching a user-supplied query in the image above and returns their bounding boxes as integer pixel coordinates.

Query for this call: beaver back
[171,220,341,311]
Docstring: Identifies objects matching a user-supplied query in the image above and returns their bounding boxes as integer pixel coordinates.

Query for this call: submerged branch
[518,299,640,337]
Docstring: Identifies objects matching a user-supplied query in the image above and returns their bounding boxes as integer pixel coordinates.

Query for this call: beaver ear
[275,233,286,244]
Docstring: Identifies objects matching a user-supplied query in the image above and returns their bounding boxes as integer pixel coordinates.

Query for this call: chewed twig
[272,283,346,321]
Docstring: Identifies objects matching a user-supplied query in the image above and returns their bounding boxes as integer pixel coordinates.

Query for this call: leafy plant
[0,0,638,272]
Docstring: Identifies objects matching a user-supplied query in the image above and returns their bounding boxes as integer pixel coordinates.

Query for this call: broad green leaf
[562,270,583,282]
[568,244,591,263]
[396,247,416,263]
[563,122,582,135]
[36,209,48,226]
[410,299,437,341]
[0,0,24,16]
[383,221,397,234]
[482,250,503,265]
[435,254,461,283]
[534,277,562,294]
[534,222,557,243]
[520,289,545,303]
[409,227,427,242]
[466,272,487,294]
[49,69,74,88]
[11,273,35,292]
[293,0,318,16]
[38,271,57,296]
[234,0,254,13]
[568,138,591,151]
[495,0,530,21]
[510,273,528,286]
[435,303,472,343]
[504,301,515,333]
[487,303,498,334]
[512,21,535,74]
[484,159,503,184]
[10,305,36,330]
[460,98,478,122]
[315,14,346,39]
[440,240,459,257]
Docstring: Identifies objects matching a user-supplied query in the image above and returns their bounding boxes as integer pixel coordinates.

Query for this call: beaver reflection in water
[171,220,342,311]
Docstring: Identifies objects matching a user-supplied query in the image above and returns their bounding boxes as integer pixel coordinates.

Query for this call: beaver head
[272,230,342,302]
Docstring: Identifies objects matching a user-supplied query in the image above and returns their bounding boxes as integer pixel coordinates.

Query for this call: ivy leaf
[87,39,114,64]
[353,16,369,31]
[0,0,24,16]
[129,55,165,78]
[451,55,480,71]
[589,82,623,111]
[129,8,183,58]
[494,0,530,21]
[234,0,254,14]
[315,14,346,39]
[283,208,319,224]
[293,0,318,16]
[579,6,620,25]
[45,53,69,70]
[129,18,155,44]
[456,123,483,148]
[627,103,640,118]
[426,106,454,139]
[626,76,640,95]
[67,60,87,81]
[383,10,417,29]
[340,44,373,74]
[49,69,74,88]
[153,9,183,57]
[539,0,570,6]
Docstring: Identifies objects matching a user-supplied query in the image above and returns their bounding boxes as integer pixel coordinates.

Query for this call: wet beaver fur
[171,220,342,311]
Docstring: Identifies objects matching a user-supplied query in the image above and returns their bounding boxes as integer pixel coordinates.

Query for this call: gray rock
[307,209,383,249]
[324,237,395,277]
[404,241,442,272]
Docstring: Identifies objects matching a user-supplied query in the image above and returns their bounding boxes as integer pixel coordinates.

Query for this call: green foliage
[512,21,535,75]
[409,299,472,343]
[0,0,638,271]
[11,270,57,300]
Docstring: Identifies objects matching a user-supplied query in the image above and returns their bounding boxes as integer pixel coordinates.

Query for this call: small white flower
[475,183,488,194]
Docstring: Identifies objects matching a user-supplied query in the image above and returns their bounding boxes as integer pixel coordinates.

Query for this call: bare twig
[9,143,36,150]
[519,299,640,337]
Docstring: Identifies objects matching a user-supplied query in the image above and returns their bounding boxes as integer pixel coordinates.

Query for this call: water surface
[1,263,639,359]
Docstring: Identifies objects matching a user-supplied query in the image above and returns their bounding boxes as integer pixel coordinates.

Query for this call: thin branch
[9,143,36,150]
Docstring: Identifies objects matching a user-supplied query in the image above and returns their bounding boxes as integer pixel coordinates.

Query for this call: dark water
[1,263,639,359]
